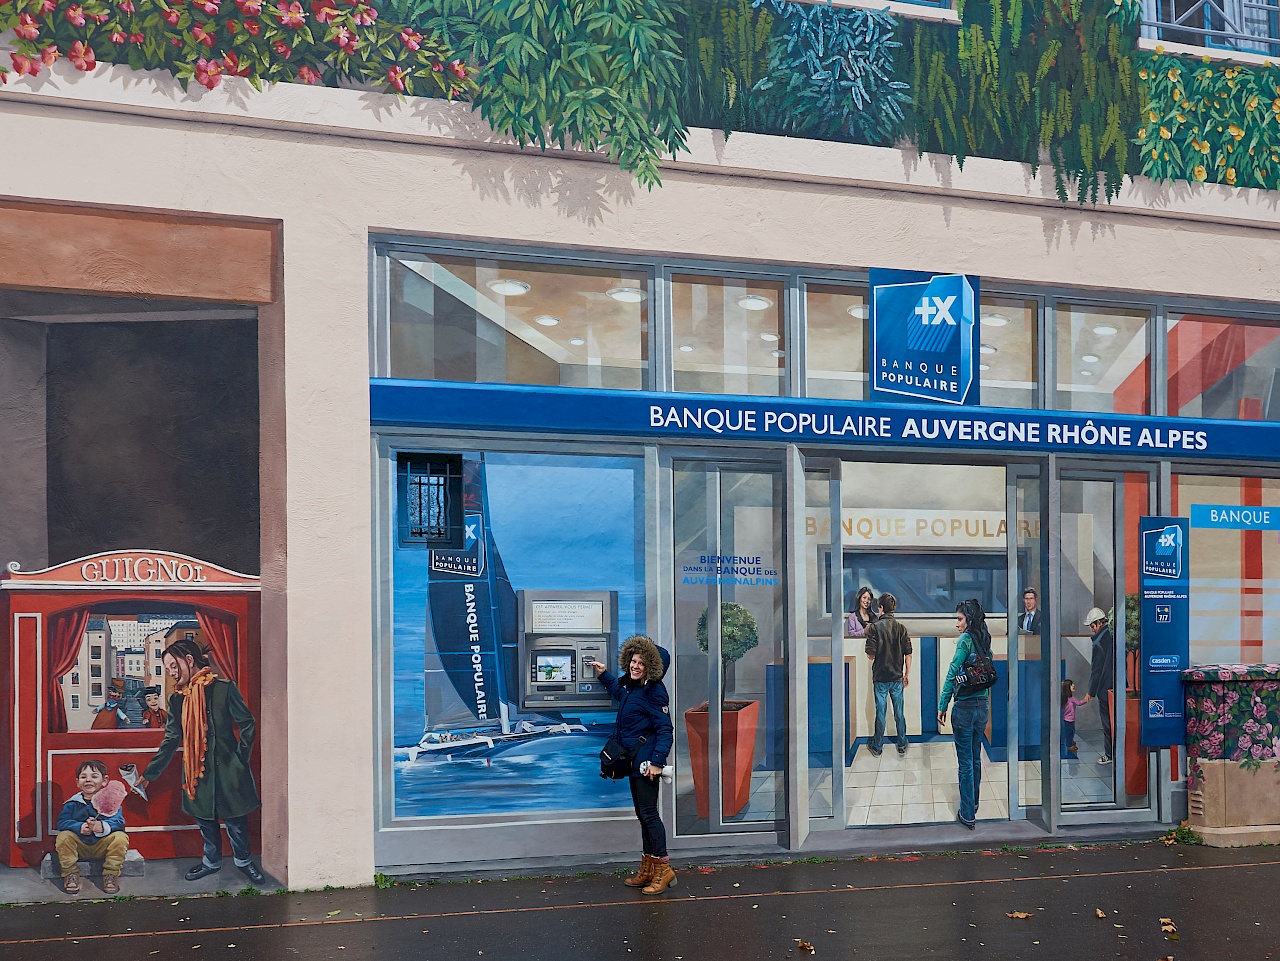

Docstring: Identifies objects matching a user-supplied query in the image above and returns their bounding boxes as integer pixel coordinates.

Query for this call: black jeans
[1097,689,1114,758]
[629,775,667,858]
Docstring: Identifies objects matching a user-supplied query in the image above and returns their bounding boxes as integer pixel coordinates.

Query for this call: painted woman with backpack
[937,599,997,831]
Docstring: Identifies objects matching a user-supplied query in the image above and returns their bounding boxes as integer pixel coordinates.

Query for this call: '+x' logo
[915,295,958,325]
[1158,531,1176,548]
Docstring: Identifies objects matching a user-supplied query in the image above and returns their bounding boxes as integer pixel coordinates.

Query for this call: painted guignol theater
[3,0,1280,894]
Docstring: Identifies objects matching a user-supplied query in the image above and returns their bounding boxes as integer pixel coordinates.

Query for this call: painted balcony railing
[1142,0,1280,57]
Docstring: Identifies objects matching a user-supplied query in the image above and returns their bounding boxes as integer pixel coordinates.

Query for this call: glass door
[1058,469,1153,811]
[671,462,787,835]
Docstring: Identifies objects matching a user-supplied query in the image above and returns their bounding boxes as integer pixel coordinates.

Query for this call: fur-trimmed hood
[618,634,666,684]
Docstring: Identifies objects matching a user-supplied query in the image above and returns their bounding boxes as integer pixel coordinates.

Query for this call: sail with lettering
[421,456,516,732]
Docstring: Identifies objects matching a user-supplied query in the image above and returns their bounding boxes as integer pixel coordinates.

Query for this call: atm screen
[534,652,574,683]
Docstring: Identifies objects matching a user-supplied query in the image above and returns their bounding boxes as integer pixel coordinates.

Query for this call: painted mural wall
[0,300,264,894]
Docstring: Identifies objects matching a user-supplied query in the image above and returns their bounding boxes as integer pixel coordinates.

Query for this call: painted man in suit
[1018,589,1043,635]
[136,638,265,884]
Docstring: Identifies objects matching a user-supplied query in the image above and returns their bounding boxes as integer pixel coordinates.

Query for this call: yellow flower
[1148,109,1159,122]
[1174,89,1183,101]
[1139,69,1149,80]
[1138,128,1146,140]
[1193,165,1207,181]
[1202,54,1211,63]
[1181,100,1190,108]
[1156,44,1165,54]
[1177,114,1186,122]
[1218,156,1227,166]
[1152,147,1160,159]
[1159,126,1172,139]
[1167,69,1181,82]
[1228,124,1245,140]
[1198,139,1210,154]
[1247,95,1259,111]
[1226,167,1237,184]
[1272,97,1280,113]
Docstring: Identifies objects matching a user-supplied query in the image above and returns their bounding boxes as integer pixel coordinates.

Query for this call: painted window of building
[155,666,163,676]
[90,645,102,659]
[91,665,102,678]
[672,274,786,396]
[1175,473,1280,666]
[91,683,102,697]
[70,672,79,685]
[386,252,650,390]
[70,696,80,710]
[390,451,647,820]
[805,283,867,400]
[397,453,464,547]
[1168,312,1280,420]
[1143,0,1279,58]
[1055,304,1151,414]
[978,295,1038,409]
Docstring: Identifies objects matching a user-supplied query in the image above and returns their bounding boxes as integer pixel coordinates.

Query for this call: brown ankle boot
[624,855,654,887]
[641,860,676,895]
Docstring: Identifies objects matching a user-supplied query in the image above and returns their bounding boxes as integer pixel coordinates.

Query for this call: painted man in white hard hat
[1084,607,1115,764]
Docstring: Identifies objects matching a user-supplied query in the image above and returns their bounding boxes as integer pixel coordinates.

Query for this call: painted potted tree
[1120,596,1148,794]
[685,602,760,820]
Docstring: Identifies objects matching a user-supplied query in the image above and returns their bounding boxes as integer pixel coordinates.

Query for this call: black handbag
[956,643,998,696]
[600,736,635,779]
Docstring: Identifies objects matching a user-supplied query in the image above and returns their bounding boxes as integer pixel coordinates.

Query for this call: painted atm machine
[1,550,261,868]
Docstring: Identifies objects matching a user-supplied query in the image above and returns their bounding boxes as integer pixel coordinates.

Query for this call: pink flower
[194,56,222,89]
[431,61,442,72]
[311,0,338,22]
[448,59,466,79]
[41,45,61,65]
[331,25,357,53]
[296,64,321,84]
[162,7,180,23]
[38,0,56,12]
[386,64,406,91]
[9,52,41,77]
[272,39,292,56]
[399,29,421,50]
[119,0,136,11]
[65,4,86,25]
[1241,734,1253,750]
[89,11,109,21]
[1255,699,1268,719]
[244,18,260,34]
[198,0,219,11]
[1253,743,1265,759]
[128,32,143,42]
[192,23,216,46]
[14,13,40,41]
[275,1,305,27]
[68,40,96,71]
[351,3,375,24]
[235,0,261,11]
[226,18,237,31]
[110,29,126,42]
[222,50,252,76]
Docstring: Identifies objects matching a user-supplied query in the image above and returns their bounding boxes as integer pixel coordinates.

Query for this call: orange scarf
[180,667,216,801]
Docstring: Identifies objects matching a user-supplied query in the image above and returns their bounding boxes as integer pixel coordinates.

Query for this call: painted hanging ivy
[0,0,475,95]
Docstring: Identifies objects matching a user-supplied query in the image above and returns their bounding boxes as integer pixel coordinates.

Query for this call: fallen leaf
[1095,909,1107,919]
[1006,912,1033,919]
[1160,918,1174,924]
[1113,924,1125,928]
[1162,923,1178,933]
[327,910,341,917]
[795,940,816,955]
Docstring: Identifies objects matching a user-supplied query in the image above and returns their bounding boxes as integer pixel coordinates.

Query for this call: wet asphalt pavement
[1,841,1275,961]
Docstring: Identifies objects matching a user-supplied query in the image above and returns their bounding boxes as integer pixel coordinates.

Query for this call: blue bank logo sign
[1148,654,1181,670]
[1141,524,1183,579]
[872,274,977,405]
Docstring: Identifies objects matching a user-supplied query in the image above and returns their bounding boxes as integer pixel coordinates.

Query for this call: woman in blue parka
[590,634,675,895]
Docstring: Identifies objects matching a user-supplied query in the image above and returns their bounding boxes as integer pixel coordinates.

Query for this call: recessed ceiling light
[678,344,695,353]
[1081,353,1100,363]
[979,363,991,371]
[1093,324,1118,336]
[980,343,997,355]
[760,332,780,342]
[606,286,644,303]
[534,315,560,327]
[981,313,1009,327]
[737,294,773,311]
[486,279,531,296]
[771,349,785,358]
[846,304,869,320]
[1080,370,1094,377]
[569,337,585,346]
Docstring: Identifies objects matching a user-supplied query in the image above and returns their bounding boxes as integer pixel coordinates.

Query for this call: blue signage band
[371,380,1280,464]
[1190,504,1280,530]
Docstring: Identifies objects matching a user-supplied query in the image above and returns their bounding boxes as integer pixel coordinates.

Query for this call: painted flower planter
[1183,663,1280,846]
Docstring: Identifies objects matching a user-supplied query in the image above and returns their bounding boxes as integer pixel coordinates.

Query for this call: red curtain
[197,609,239,685]
[47,608,91,734]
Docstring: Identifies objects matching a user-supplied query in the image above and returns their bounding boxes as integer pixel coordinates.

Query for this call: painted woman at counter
[937,599,993,830]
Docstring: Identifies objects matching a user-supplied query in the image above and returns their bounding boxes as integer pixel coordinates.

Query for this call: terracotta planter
[684,700,760,819]
[1123,697,1148,795]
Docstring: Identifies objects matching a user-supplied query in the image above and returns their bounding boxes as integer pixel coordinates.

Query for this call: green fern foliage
[675,0,775,134]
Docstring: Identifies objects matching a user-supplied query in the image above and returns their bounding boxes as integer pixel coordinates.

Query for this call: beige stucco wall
[2,62,1279,887]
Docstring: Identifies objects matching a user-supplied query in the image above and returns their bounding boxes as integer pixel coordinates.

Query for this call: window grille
[398,453,465,547]
[1144,0,1280,56]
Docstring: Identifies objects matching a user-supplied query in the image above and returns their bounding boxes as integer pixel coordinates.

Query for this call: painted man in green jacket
[136,637,265,884]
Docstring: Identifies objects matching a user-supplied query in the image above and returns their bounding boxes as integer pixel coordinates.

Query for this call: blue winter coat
[56,793,126,836]
[599,648,673,778]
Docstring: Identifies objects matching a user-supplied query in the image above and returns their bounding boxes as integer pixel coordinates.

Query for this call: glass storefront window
[386,252,649,390]
[1056,304,1150,414]
[978,295,1038,409]
[1175,474,1280,665]
[1168,312,1280,420]
[671,274,785,396]
[805,284,867,401]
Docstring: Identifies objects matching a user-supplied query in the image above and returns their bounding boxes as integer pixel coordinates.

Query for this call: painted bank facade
[3,0,1280,892]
